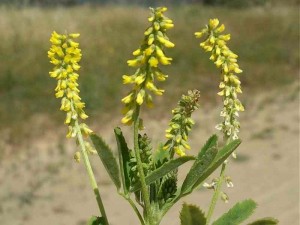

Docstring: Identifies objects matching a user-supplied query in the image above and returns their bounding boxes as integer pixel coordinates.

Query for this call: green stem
[206,136,232,224]
[133,105,152,224]
[206,162,226,224]
[120,193,145,225]
[74,120,109,225]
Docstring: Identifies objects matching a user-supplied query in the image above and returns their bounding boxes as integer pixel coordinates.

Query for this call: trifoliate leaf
[180,203,206,225]
[212,199,257,225]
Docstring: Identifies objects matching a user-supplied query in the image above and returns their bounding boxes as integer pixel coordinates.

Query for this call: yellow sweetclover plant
[195,19,246,223]
[48,32,109,225]
[48,8,278,225]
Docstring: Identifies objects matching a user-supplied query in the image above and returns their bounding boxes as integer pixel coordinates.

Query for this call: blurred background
[0,0,299,224]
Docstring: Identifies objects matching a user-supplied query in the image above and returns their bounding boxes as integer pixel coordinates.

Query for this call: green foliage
[212,199,257,225]
[197,134,218,159]
[248,218,279,225]
[114,127,131,194]
[180,203,206,225]
[86,216,105,225]
[90,134,121,190]
[192,139,241,189]
[181,139,218,195]
[130,156,195,192]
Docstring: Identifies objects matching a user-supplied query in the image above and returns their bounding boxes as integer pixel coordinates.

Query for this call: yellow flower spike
[164,90,200,156]
[121,7,174,125]
[196,19,244,141]
[48,31,92,139]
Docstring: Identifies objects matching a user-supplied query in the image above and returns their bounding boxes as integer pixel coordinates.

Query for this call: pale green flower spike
[164,90,200,157]
[48,31,93,146]
[195,19,244,142]
[121,7,174,125]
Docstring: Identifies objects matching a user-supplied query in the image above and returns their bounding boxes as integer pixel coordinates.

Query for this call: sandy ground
[0,83,299,225]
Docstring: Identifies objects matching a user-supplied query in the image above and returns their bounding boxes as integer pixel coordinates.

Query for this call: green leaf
[90,133,121,190]
[212,199,257,225]
[197,134,218,159]
[191,139,241,190]
[114,127,131,194]
[86,216,105,225]
[180,203,206,225]
[130,156,195,192]
[181,145,218,195]
[248,217,279,225]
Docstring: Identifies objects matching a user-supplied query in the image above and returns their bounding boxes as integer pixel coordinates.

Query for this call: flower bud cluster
[121,7,174,125]
[164,90,200,156]
[48,32,94,159]
[129,134,153,184]
[195,19,244,140]
[158,171,178,204]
